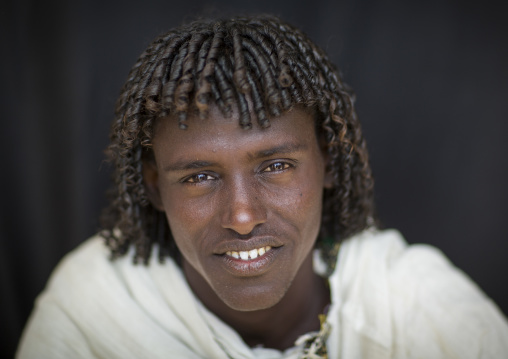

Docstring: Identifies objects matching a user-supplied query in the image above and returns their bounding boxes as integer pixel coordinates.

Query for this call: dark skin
[143,106,331,350]
[184,243,330,349]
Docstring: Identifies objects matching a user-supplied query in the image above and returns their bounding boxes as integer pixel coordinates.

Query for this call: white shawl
[17,229,508,358]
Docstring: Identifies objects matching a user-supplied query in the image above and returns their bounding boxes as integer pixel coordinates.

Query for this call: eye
[263,162,292,172]
[183,173,215,184]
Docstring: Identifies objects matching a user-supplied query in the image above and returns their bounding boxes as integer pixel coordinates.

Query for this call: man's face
[146,106,327,312]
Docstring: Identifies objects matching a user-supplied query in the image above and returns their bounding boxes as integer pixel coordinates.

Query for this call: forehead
[151,106,318,158]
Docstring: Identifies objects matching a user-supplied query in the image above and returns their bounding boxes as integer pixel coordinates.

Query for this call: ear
[142,159,165,211]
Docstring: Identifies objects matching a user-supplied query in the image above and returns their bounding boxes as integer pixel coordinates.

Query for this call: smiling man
[145,106,330,350]
[17,15,508,359]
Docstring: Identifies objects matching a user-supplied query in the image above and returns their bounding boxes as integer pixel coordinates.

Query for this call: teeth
[226,246,272,260]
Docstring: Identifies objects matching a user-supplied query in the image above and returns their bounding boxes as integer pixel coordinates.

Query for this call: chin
[217,283,287,312]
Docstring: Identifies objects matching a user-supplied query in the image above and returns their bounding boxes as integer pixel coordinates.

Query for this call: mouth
[213,236,284,277]
[218,245,282,277]
[225,246,272,261]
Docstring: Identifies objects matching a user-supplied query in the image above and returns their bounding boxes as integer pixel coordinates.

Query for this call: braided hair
[101,14,376,265]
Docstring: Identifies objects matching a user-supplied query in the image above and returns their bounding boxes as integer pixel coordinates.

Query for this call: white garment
[17,229,508,359]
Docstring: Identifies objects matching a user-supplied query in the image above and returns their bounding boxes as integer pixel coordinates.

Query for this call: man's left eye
[263,162,291,172]
[185,173,215,183]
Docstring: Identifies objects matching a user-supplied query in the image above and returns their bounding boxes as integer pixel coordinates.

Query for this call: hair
[101,14,376,266]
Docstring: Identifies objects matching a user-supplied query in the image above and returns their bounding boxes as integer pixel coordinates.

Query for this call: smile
[225,246,272,260]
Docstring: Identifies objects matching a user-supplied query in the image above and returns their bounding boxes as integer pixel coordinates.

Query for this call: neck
[183,252,330,351]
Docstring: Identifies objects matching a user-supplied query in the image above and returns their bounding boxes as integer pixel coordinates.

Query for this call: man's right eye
[183,173,215,184]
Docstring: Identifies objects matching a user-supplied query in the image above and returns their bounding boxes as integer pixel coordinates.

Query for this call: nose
[221,177,267,235]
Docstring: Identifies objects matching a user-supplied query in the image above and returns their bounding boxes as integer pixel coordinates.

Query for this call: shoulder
[17,235,192,359]
[17,235,113,358]
[329,229,508,358]
[36,235,130,303]
[48,235,114,284]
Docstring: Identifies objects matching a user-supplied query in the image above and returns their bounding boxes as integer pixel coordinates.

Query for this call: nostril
[234,232,254,240]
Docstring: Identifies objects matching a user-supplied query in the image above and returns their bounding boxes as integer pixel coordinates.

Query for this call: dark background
[2,0,507,357]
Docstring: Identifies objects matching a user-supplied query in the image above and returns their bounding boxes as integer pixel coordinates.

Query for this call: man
[17,15,508,358]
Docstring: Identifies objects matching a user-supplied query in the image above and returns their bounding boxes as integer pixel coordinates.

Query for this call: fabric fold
[17,230,508,359]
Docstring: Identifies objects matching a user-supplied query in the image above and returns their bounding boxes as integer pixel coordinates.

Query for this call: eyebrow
[249,142,307,160]
[163,160,215,172]
[162,142,307,172]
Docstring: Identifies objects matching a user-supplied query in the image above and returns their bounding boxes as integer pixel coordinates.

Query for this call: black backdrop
[2,0,508,357]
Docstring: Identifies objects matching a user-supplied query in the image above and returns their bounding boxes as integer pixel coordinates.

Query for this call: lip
[213,236,284,255]
[217,246,282,277]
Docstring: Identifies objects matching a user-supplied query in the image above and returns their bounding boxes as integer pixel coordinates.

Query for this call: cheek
[294,161,325,213]
[296,164,326,236]
[160,189,216,261]
[298,180,324,234]
[282,183,321,216]
[268,170,324,235]
[161,182,214,229]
